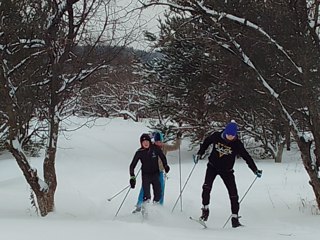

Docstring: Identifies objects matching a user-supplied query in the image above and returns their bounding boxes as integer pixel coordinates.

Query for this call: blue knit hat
[223,122,238,138]
[153,132,164,142]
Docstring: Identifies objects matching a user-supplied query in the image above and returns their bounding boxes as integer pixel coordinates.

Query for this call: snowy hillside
[0,117,319,240]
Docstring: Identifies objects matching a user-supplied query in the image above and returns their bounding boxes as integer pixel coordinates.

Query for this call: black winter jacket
[197,131,258,173]
[129,144,168,176]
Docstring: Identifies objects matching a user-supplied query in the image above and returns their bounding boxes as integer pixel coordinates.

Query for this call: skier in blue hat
[195,121,262,227]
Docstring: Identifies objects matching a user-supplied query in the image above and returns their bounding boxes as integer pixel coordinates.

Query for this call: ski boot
[231,214,243,228]
[141,200,150,218]
[132,205,142,214]
[199,205,209,221]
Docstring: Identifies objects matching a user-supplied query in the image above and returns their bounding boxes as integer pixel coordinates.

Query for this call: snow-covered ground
[0,117,319,240]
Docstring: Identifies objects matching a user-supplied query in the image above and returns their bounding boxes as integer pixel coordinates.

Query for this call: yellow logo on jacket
[215,143,232,158]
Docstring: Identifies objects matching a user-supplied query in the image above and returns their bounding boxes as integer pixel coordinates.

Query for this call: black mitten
[129,176,136,188]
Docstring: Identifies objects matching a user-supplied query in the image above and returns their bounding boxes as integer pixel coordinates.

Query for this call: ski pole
[114,186,131,218]
[113,169,141,218]
[107,185,130,202]
[107,168,141,202]
[171,161,198,213]
[178,144,183,212]
[222,176,258,228]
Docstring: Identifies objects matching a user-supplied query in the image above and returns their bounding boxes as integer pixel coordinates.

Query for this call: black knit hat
[140,133,151,143]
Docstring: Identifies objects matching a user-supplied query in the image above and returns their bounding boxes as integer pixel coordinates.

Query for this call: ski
[189,216,207,229]
[141,202,148,220]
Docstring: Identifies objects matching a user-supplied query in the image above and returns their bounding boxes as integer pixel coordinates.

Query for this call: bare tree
[140,0,320,209]
[1,0,143,216]
[79,50,155,121]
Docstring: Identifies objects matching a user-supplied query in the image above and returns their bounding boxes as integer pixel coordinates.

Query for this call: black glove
[164,165,170,173]
[177,131,182,138]
[129,176,136,188]
[255,169,262,178]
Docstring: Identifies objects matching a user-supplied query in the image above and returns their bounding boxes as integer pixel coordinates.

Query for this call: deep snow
[0,117,319,240]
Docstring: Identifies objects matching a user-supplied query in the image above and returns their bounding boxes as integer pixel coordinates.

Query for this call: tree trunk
[6,115,59,217]
[36,190,55,216]
[39,114,59,216]
[285,125,291,151]
[275,141,285,163]
[41,147,58,214]
[6,141,55,216]
[295,136,320,210]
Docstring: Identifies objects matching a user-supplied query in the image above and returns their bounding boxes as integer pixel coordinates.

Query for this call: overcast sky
[114,0,166,50]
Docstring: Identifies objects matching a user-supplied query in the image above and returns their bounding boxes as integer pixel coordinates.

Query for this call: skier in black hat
[129,133,170,211]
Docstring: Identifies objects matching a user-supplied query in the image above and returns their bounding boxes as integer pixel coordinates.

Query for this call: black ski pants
[202,164,239,215]
[142,172,161,202]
